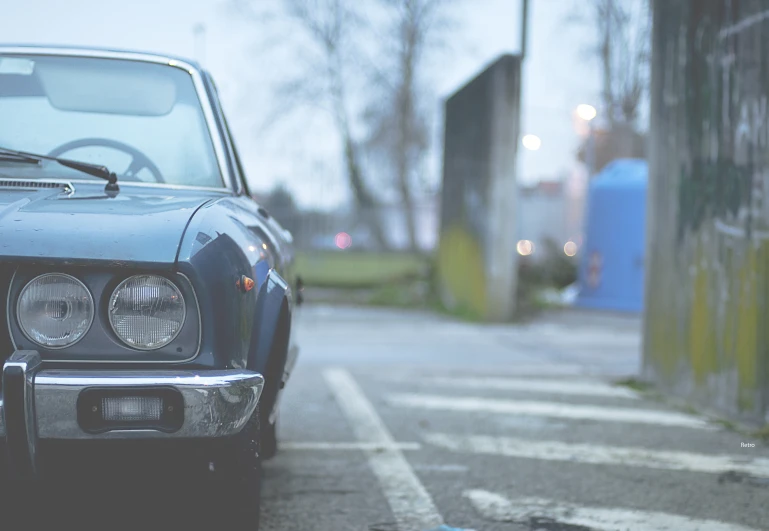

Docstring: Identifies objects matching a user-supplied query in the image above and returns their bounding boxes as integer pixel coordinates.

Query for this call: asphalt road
[259,305,769,531]
[4,304,769,530]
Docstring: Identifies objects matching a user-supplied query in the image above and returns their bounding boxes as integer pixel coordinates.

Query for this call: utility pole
[515,0,530,242]
[521,0,530,60]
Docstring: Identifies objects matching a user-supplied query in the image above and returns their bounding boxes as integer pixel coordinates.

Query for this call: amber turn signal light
[236,275,255,293]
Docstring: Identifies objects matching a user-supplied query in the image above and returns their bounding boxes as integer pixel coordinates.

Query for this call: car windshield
[0,54,222,188]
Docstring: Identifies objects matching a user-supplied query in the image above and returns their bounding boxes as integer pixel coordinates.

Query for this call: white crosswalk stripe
[391,375,639,399]
[463,489,760,531]
[423,432,769,476]
[323,368,444,530]
[282,441,422,451]
[353,367,765,530]
[387,392,713,429]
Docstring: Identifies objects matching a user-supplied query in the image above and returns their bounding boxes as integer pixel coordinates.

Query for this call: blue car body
[0,46,299,489]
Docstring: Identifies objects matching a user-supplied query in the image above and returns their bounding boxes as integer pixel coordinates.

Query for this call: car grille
[0,264,13,369]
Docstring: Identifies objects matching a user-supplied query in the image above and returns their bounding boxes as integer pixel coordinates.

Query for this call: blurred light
[564,241,578,256]
[576,104,597,121]
[521,134,541,151]
[517,240,534,256]
[262,243,268,250]
[335,232,352,250]
[248,245,256,252]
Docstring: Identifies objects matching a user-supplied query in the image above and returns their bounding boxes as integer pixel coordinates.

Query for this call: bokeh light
[517,239,534,256]
[521,134,541,151]
[576,104,597,121]
[564,240,578,256]
[335,232,352,249]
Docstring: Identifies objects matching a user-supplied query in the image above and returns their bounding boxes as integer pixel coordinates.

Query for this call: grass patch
[295,250,429,289]
[365,282,430,308]
[711,418,739,431]
[293,250,575,321]
[614,377,653,393]
[637,390,768,443]
[751,425,769,443]
[428,299,485,322]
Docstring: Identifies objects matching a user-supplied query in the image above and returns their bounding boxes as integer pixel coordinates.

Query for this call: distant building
[516,179,572,263]
[384,182,576,258]
[268,181,583,258]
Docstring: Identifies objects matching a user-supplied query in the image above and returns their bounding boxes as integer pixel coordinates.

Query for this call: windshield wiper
[0,146,119,192]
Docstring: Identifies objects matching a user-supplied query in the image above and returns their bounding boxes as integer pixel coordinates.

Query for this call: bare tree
[362,0,450,252]
[233,0,390,249]
[233,0,458,252]
[570,0,651,170]
[573,0,651,127]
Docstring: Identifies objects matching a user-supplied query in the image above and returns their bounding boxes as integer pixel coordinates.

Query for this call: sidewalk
[535,306,642,332]
[295,303,642,378]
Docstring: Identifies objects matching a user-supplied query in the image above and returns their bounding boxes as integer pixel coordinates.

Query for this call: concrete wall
[643,0,769,425]
[437,54,521,321]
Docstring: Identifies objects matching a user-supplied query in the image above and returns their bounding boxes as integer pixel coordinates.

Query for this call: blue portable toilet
[575,159,647,313]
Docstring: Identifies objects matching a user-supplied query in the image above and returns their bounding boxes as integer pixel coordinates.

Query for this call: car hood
[0,182,218,267]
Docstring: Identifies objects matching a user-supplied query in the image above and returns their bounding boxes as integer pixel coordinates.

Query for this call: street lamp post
[571,104,598,254]
[576,104,597,178]
[587,120,595,178]
[521,0,529,60]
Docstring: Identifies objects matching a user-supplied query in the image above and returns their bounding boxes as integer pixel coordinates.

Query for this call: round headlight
[109,275,186,350]
[17,273,94,349]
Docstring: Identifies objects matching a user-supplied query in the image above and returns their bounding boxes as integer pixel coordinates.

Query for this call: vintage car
[0,45,300,524]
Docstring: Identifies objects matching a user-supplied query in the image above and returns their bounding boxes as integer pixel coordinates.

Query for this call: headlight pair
[17,273,186,351]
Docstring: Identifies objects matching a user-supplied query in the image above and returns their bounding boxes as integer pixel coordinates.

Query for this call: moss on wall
[645,0,769,424]
[437,225,487,319]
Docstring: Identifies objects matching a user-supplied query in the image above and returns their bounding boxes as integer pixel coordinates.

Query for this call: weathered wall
[644,0,769,424]
[437,55,521,321]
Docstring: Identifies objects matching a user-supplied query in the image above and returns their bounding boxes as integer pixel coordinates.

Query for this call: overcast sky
[1,0,607,209]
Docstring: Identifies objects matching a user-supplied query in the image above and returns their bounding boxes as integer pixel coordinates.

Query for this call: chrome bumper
[0,351,264,474]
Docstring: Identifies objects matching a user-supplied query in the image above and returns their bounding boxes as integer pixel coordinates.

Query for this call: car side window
[222,114,252,198]
[205,73,249,195]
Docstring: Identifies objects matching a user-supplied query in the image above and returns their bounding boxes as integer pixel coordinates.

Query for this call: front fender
[176,198,279,370]
[247,270,291,378]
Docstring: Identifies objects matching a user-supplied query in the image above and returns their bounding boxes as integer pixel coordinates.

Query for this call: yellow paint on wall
[735,245,760,410]
[688,240,718,385]
[437,225,487,318]
[646,259,679,383]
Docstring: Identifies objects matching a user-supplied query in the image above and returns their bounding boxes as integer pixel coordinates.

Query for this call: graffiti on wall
[674,4,769,244]
[645,0,769,423]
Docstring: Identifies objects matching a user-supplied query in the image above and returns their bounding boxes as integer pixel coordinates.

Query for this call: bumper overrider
[0,350,264,476]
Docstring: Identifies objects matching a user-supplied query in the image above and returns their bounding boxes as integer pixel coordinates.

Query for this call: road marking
[424,432,769,476]
[361,364,592,378]
[323,368,444,530]
[463,489,759,531]
[413,464,469,473]
[388,393,713,429]
[410,376,639,399]
[281,441,421,451]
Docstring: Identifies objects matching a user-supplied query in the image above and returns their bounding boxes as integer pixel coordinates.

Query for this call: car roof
[0,44,203,71]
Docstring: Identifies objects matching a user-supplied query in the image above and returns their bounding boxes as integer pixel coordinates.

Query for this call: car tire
[260,407,278,461]
[209,404,263,528]
[259,329,287,461]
